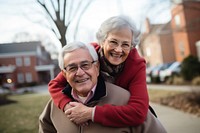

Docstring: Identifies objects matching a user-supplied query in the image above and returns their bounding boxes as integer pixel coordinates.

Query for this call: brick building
[141,1,200,66]
[0,41,55,89]
[171,0,200,62]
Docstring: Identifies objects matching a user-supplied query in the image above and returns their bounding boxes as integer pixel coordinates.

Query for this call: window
[16,57,22,66]
[17,73,24,83]
[146,47,151,57]
[25,72,32,83]
[175,15,181,28]
[24,57,31,66]
[179,41,185,57]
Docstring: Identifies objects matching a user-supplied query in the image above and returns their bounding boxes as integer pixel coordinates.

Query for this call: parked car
[146,66,155,83]
[146,64,163,83]
[0,85,11,94]
[151,63,173,83]
[159,62,181,82]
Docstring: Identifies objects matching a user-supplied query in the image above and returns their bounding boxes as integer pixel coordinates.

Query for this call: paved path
[15,85,48,94]
[151,103,200,133]
[147,84,200,92]
[148,84,200,133]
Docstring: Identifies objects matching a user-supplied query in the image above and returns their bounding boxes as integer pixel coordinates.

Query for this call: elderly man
[39,41,166,133]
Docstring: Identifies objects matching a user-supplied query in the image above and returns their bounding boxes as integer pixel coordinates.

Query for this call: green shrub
[166,75,186,85]
[181,55,200,81]
[192,76,200,85]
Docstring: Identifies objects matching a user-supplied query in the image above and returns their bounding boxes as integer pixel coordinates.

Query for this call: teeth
[111,53,121,58]
[76,79,88,83]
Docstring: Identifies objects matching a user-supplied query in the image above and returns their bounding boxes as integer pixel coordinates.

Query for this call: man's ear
[61,70,66,78]
[95,61,100,76]
[95,61,100,69]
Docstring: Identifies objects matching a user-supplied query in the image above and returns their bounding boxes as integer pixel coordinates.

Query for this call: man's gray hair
[96,15,140,47]
[58,41,98,70]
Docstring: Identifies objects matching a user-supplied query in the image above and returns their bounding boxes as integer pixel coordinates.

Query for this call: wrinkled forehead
[63,48,93,65]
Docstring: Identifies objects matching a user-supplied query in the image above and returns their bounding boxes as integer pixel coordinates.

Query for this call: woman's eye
[123,44,130,47]
[110,41,117,44]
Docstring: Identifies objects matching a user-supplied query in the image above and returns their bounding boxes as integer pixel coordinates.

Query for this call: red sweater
[48,44,149,127]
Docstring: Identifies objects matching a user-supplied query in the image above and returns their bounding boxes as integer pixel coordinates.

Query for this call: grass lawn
[148,89,184,101]
[148,89,200,117]
[0,93,50,133]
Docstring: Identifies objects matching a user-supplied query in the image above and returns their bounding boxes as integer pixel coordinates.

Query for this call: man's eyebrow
[65,63,76,68]
[66,60,90,66]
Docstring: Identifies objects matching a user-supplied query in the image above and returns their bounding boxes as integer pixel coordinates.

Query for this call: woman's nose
[114,45,123,52]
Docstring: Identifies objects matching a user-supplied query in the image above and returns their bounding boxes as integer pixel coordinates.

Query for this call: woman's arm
[94,85,149,127]
[94,61,149,127]
[48,72,72,111]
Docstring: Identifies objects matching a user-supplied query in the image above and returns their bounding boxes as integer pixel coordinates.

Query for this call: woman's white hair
[96,15,140,47]
[58,41,98,70]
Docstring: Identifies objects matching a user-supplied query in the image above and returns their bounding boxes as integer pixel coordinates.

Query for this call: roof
[0,65,16,73]
[0,41,41,54]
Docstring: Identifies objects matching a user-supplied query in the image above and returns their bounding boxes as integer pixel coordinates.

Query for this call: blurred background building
[0,41,55,89]
[141,0,200,67]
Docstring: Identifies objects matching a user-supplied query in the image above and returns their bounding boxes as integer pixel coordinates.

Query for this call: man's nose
[75,67,85,76]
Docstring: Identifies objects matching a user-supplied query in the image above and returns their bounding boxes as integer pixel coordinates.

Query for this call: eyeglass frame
[64,60,97,74]
[106,39,132,51]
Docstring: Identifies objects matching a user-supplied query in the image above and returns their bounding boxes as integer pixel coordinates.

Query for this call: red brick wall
[171,1,200,61]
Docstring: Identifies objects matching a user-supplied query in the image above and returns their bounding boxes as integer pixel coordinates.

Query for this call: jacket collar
[62,75,106,105]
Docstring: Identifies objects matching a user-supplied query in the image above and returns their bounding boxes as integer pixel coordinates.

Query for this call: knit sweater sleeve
[48,72,72,111]
[93,53,149,127]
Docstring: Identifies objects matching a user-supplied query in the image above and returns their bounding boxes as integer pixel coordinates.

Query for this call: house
[141,0,200,66]
[0,41,55,89]
[171,0,200,62]
[141,19,175,67]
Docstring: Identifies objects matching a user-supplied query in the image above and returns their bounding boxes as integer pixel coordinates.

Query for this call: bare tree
[37,0,93,47]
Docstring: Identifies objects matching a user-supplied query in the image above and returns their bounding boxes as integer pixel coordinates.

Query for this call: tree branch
[74,0,94,39]
[63,0,66,23]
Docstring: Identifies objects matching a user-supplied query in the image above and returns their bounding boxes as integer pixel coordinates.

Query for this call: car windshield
[168,62,180,70]
[160,63,173,70]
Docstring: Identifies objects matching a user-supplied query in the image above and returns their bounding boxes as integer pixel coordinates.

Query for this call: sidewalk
[148,84,200,133]
[147,84,200,92]
[0,84,49,95]
[151,102,200,133]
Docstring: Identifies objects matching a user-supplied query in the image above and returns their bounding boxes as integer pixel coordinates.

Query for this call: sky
[0,0,171,59]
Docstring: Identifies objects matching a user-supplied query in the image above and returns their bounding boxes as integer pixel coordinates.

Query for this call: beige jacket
[39,82,167,133]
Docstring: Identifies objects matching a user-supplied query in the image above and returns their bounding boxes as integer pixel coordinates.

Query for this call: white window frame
[24,57,31,66]
[17,73,24,83]
[16,57,23,67]
[25,72,32,83]
[175,15,181,27]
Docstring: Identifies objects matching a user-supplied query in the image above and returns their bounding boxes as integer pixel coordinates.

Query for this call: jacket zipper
[79,125,83,133]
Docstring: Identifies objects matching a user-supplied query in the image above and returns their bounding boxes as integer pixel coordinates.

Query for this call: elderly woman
[49,15,149,127]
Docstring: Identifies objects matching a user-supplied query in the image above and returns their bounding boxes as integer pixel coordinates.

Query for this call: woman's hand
[65,102,93,125]
[64,102,73,112]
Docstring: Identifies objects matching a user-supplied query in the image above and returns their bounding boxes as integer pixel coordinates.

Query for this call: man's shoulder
[105,82,130,98]
[98,82,130,105]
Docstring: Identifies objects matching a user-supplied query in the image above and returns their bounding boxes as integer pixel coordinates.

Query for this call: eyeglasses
[106,39,131,51]
[64,60,97,74]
